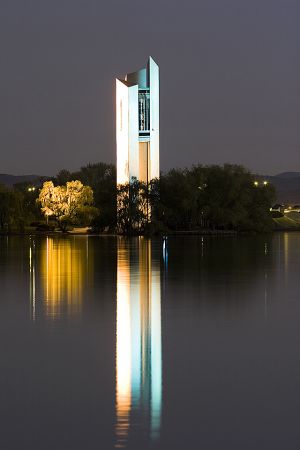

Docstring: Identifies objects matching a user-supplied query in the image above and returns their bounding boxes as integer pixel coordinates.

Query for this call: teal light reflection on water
[115,237,162,448]
[150,271,162,439]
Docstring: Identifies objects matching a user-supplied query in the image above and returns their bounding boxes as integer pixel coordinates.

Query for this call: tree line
[0,162,276,233]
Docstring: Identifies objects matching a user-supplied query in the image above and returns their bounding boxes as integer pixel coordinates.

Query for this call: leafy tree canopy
[38,180,98,231]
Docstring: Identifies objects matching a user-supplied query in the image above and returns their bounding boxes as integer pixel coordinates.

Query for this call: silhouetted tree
[116,179,148,234]
[152,164,275,232]
[0,184,25,231]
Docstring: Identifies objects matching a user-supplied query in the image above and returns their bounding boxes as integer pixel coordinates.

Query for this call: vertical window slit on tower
[139,91,150,133]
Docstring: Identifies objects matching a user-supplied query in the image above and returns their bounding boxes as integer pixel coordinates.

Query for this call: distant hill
[274,172,300,179]
[263,172,300,204]
[0,174,45,187]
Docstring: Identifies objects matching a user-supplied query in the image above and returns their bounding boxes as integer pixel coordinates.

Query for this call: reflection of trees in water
[0,236,29,276]
[28,235,118,321]
[14,232,300,321]
[40,237,86,319]
[28,236,94,320]
[0,237,31,316]
[115,237,162,448]
[87,236,117,295]
[164,236,276,311]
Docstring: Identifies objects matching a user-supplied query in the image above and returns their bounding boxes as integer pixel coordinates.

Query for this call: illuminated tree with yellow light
[38,180,98,231]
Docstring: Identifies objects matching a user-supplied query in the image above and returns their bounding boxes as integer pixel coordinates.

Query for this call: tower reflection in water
[29,237,90,320]
[115,237,162,448]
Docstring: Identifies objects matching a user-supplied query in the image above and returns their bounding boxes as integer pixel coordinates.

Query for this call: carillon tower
[116,57,160,185]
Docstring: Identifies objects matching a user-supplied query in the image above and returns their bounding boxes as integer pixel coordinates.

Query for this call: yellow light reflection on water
[115,237,162,448]
[40,237,86,319]
[29,239,36,321]
[116,245,132,448]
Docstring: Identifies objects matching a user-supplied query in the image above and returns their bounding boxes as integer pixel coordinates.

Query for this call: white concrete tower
[116,57,160,185]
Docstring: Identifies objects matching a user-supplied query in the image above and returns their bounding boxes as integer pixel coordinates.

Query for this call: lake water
[1,234,300,450]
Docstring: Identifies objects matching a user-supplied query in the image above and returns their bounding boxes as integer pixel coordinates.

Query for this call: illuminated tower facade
[116,57,160,185]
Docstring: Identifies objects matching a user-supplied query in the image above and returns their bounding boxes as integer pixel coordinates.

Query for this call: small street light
[254,180,268,187]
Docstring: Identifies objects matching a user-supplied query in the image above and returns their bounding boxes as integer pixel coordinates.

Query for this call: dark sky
[0,0,299,176]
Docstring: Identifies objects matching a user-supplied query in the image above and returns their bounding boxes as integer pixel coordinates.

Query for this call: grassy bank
[273,212,300,231]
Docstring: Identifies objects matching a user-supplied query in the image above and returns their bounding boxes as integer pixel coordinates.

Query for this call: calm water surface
[1,234,300,449]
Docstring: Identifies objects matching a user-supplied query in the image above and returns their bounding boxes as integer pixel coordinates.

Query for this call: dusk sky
[1,0,299,176]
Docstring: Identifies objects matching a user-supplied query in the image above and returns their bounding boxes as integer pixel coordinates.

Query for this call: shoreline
[2,228,299,237]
